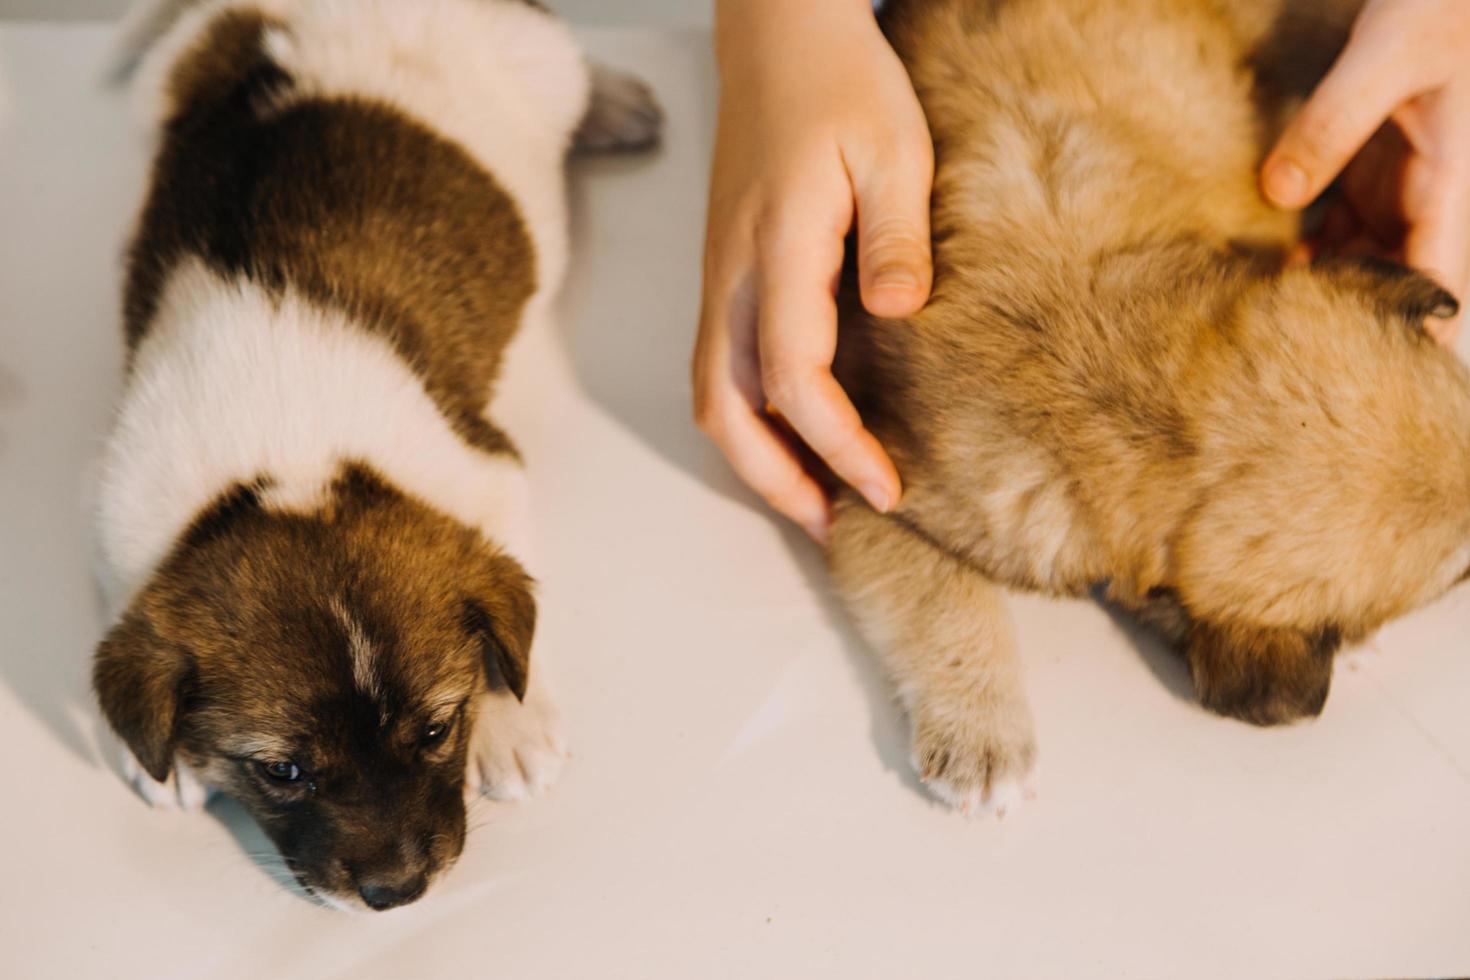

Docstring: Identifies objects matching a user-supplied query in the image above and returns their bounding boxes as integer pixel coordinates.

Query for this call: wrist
[714,0,879,66]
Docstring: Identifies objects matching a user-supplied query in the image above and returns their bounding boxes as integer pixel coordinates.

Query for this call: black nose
[357,874,427,911]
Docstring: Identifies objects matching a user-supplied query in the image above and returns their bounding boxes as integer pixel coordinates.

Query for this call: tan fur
[830,0,1470,808]
[829,501,1035,812]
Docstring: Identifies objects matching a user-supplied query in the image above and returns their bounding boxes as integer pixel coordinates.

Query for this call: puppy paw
[909,695,1038,819]
[468,685,568,801]
[121,750,211,811]
[574,64,662,153]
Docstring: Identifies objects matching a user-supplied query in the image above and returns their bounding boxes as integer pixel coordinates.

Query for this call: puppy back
[123,0,548,452]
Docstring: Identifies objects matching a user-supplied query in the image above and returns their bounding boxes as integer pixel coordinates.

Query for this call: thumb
[1261,32,1407,209]
[851,148,934,318]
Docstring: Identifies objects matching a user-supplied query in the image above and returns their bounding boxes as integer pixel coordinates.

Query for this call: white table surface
[2,22,1468,980]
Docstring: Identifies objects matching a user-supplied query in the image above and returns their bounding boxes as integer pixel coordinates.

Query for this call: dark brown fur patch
[161,8,289,115]
[462,594,534,702]
[93,463,534,899]
[94,613,198,782]
[178,476,271,549]
[1322,256,1462,332]
[127,7,536,455]
[1185,621,1339,726]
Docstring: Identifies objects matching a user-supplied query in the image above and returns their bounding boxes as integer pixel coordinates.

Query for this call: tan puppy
[828,0,1470,815]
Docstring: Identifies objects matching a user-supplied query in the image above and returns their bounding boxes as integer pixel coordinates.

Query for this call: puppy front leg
[467,668,568,802]
[120,749,212,811]
[829,501,1038,816]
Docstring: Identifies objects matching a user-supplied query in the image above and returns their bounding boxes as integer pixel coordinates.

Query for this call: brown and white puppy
[93,0,660,909]
[828,0,1470,816]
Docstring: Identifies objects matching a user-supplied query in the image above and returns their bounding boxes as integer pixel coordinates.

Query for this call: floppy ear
[1185,620,1338,727]
[462,558,537,702]
[93,608,197,782]
[1336,256,1461,327]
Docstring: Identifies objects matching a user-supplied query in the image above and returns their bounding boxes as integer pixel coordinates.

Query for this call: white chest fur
[97,258,530,608]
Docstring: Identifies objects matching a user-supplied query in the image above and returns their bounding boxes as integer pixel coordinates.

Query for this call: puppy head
[94,465,534,910]
[1200,260,1470,638]
[1306,260,1470,605]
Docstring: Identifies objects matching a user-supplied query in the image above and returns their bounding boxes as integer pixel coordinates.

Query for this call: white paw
[574,64,663,152]
[467,684,568,802]
[922,761,1039,819]
[121,750,211,811]
[909,697,1038,819]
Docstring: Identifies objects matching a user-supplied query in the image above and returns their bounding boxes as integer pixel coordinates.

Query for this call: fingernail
[871,264,919,292]
[861,481,893,513]
[1264,158,1309,207]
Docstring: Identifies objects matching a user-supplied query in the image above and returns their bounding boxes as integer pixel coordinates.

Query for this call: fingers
[1262,29,1414,209]
[1404,180,1470,291]
[695,258,836,541]
[712,405,835,542]
[1405,198,1470,344]
[1404,88,1470,345]
[850,143,934,318]
[755,206,903,515]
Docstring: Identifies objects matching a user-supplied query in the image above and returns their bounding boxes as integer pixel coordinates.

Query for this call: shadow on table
[1094,586,1196,703]
[776,517,930,799]
[0,644,102,770]
[558,47,750,516]
[84,723,318,902]
[207,795,323,906]
[0,360,113,771]
[0,360,24,456]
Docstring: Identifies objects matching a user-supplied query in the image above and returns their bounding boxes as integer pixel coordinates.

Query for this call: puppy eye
[260,760,303,783]
[422,721,451,746]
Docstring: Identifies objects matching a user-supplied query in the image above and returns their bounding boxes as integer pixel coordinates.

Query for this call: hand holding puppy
[693,0,932,542]
[1263,0,1470,343]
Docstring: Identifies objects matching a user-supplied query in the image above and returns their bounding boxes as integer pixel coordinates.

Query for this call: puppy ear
[1334,256,1461,327]
[1379,267,1460,322]
[93,609,197,782]
[462,559,536,702]
[1185,620,1338,726]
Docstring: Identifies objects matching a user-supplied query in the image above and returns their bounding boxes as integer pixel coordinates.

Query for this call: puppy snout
[356,871,428,911]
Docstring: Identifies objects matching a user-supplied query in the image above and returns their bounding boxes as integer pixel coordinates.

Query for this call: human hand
[1261,0,1470,344]
[693,0,933,543]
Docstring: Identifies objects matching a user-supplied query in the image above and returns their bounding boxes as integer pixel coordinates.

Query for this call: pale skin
[693,0,928,543]
[693,0,1470,539]
[1262,0,1470,345]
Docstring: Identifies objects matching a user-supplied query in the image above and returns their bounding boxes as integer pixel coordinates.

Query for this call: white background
[1,15,1468,980]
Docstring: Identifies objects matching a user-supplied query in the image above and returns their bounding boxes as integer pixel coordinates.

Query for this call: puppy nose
[357,873,427,911]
